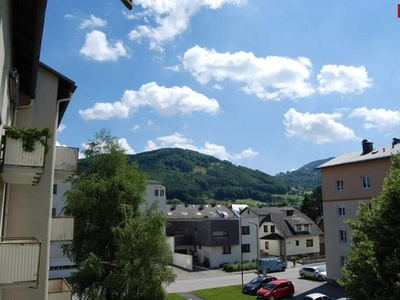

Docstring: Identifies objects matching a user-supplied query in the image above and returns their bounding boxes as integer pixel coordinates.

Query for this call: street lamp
[249,221,259,276]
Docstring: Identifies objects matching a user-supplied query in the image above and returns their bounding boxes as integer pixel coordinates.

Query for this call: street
[166,263,348,299]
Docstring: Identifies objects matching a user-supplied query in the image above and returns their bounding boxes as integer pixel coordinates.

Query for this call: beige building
[0,1,78,299]
[318,138,400,280]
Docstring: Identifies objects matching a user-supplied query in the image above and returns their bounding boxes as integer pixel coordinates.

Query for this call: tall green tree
[300,185,323,222]
[63,129,175,300]
[339,154,400,299]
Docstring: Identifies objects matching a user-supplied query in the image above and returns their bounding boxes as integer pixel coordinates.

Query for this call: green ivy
[4,126,52,155]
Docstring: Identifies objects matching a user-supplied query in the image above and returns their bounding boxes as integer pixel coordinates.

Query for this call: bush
[223,261,256,272]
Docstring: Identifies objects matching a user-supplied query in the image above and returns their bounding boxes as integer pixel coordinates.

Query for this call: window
[296,225,301,231]
[213,231,228,237]
[306,239,313,247]
[265,241,269,249]
[154,189,159,196]
[304,224,310,231]
[242,226,250,235]
[263,225,268,232]
[154,186,165,197]
[53,184,57,195]
[296,240,299,246]
[336,180,344,191]
[242,244,250,253]
[338,206,346,216]
[52,208,56,217]
[270,225,275,233]
[339,230,347,243]
[222,245,231,254]
[176,227,181,233]
[362,176,370,189]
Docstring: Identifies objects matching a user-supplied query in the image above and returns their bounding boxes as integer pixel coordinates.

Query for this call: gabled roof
[244,206,323,238]
[317,142,400,169]
[166,204,236,219]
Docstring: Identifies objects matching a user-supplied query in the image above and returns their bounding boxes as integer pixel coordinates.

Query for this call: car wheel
[300,273,305,279]
[267,268,271,273]
[270,296,275,300]
[318,276,323,281]
[281,267,286,271]
[289,291,294,297]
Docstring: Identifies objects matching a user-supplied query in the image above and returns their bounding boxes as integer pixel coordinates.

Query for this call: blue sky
[40,0,400,175]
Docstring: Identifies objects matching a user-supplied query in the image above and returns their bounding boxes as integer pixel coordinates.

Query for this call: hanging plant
[4,126,52,155]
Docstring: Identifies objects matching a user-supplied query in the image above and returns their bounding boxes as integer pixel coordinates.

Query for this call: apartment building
[317,138,400,280]
[0,1,78,299]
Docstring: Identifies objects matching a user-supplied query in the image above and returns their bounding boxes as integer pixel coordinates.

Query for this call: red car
[256,279,295,300]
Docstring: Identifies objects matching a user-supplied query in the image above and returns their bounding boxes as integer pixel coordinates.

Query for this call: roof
[166,204,236,219]
[242,206,323,238]
[317,142,400,169]
[230,204,249,212]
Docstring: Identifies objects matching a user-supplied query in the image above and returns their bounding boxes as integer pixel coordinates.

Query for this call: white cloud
[79,82,220,121]
[349,107,400,132]
[56,141,67,147]
[118,138,136,154]
[182,46,315,100]
[57,124,66,133]
[64,14,74,18]
[164,65,180,71]
[80,30,129,62]
[213,84,223,90]
[79,15,107,29]
[144,132,258,160]
[131,125,140,131]
[128,0,246,51]
[317,64,372,95]
[283,108,357,144]
[147,120,154,126]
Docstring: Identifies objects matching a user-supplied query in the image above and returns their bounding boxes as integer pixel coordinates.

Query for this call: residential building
[0,1,78,299]
[240,207,322,261]
[165,204,245,268]
[318,138,400,280]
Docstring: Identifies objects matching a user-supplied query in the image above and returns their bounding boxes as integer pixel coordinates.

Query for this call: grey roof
[244,206,323,238]
[317,142,400,169]
[166,204,236,219]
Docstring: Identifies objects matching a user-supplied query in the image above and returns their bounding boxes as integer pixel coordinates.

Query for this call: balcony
[1,137,45,185]
[48,278,72,300]
[51,217,74,244]
[0,237,41,289]
[54,147,79,183]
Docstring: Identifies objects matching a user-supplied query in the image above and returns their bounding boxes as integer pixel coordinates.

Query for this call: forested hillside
[275,157,333,191]
[128,148,289,203]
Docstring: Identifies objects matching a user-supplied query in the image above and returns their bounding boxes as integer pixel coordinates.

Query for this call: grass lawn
[166,293,186,300]
[192,285,253,300]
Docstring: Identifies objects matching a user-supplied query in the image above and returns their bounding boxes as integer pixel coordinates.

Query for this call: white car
[302,293,335,300]
[299,266,327,281]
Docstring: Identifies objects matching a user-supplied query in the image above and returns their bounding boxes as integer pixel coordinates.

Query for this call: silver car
[299,266,327,281]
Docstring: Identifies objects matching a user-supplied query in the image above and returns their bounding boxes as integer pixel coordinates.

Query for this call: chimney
[185,203,189,207]
[392,138,400,148]
[211,203,216,207]
[286,210,293,216]
[171,204,177,211]
[362,139,373,155]
[199,204,204,211]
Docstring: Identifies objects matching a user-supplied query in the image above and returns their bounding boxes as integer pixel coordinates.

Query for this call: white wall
[240,216,259,263]
[172,253,193,271]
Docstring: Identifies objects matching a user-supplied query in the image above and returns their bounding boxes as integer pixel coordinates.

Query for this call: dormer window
[296,225,301,231]
[154,185,165,197]
[304,224,310,231]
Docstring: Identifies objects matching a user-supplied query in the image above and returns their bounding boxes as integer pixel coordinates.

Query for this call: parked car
[242,275,277,295]
[299,266,327,281]
[302,293,335,300]
[256,279,295,300]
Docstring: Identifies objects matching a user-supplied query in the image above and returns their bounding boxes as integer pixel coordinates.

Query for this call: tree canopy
[63,129,175,299]
[339,154,400,299]
[300,185,323,222]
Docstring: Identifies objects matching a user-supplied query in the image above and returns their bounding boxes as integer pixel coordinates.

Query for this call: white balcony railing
[0,237,41,289]
[48,278,72,300]
[51,217,74,244]
[1,137,45,185]
[54,147,79,183]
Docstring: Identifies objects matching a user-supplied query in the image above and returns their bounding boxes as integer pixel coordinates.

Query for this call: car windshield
[250,277,264,284]
[263,283,277,290]
[316,268,326,272]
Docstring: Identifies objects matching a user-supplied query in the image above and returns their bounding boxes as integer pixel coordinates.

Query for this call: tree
[63,129,175,300]
[300,185,323,222]
[339,154,400,299]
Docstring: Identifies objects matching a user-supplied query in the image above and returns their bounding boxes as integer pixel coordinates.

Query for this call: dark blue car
[242,275,278,295]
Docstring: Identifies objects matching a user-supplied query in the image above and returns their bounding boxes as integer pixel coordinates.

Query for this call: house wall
[3,66,60,300]
[240,216,259,263]
[141,183,166,214]
[207,244,241,268]
[321,158,389,280]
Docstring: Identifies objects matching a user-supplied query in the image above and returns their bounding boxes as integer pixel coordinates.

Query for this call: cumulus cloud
[128,0,246,51]
[64,14,74,18]
[80,30,129,62]
[213,84,223,90]
[131,125,140,131]
[317,65,372,95]
[144,132,258,160]
[79,15,107,29]
[56,141,67,147]
[182,46,315,100]
[118,138,136,154]
[79,82,220,121]
[283,108,357,144]
[349,107,400,132]
[57,124,66,133]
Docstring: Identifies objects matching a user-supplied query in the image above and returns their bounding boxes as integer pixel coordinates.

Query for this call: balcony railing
[48,278,72,300]
[0,237,41,289]
[1,137,45,185]
[54,147,79,183]
[51,217,74,244]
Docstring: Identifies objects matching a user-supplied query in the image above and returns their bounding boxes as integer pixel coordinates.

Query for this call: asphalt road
[166,263,348,299]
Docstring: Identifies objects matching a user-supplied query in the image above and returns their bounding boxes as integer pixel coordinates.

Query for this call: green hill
[128,148,289,203]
